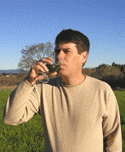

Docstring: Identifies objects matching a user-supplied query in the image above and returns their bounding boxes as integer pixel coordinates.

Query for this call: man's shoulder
[85,75,112,91]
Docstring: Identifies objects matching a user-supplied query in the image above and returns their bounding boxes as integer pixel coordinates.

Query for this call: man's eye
[64,50,69,53]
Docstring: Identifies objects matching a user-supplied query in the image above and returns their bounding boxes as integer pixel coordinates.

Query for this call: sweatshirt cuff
[24,77,36,87]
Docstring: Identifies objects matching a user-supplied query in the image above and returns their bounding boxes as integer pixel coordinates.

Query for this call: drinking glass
[38,55,62,83]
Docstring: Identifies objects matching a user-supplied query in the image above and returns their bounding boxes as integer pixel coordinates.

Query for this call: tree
[2,72,6,76]
[18,42,54,71]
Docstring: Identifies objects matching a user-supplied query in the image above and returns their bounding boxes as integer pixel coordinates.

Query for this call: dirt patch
[0,85,17,91]
[0,73,27,86]
[113,87,125,91]
[0,73,27,91]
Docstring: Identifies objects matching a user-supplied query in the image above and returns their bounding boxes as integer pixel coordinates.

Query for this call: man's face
[55,43,87,78]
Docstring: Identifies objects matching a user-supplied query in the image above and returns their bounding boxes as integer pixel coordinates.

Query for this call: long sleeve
[103,87,122,152]
[3,78,41,125]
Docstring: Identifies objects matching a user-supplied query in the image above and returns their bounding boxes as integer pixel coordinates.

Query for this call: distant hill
[0,69,25,74]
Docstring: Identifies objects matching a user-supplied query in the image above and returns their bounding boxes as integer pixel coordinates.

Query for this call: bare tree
[18,42,54,71]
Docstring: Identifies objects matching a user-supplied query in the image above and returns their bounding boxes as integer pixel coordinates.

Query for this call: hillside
[0,69,24,74]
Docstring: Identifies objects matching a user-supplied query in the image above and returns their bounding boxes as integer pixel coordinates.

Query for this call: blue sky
[0,0,125,70]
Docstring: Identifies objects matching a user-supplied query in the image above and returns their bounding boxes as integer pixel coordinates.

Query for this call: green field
[0,90,125,151]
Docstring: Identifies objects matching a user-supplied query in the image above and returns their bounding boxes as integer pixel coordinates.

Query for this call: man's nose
[57,50,65,59]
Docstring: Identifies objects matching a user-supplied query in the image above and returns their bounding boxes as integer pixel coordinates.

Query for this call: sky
[0,0,125,70]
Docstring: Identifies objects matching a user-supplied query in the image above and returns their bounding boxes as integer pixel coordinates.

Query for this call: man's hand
[26,57,57,85]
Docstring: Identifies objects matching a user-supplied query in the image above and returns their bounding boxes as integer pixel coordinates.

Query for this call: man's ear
[81,51,88,64]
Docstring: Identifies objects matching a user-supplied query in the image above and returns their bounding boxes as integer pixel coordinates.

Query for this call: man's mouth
[60,64,66,67]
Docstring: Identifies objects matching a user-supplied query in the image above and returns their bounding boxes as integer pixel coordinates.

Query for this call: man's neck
[60,74,86,86]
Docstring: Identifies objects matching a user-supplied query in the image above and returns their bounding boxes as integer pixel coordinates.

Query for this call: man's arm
[103,86,122,152]
[3,57,57,125]
[3,78,41,125]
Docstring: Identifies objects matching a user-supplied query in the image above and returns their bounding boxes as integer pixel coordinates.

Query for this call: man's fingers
[48,72,57,77]
[39,57,53,63]
[27,57,55,84]
[35,64,46,73]
[38,62,49,72]
[32,62,48,73]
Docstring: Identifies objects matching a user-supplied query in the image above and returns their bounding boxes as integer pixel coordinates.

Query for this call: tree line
[83,63,125,89]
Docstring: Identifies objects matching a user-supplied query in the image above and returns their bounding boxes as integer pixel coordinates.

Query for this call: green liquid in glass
[46,64,60,73]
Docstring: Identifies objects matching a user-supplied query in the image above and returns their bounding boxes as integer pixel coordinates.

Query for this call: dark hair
[55,29,90,54]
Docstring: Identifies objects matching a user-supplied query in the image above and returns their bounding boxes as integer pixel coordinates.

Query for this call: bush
[2,72,6,76]
[83,64,125,88]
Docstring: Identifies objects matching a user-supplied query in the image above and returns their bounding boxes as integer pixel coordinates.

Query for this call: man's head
[55,29,90,55]
[55,29,90,80]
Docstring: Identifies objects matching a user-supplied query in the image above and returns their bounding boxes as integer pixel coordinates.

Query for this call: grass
[114,91,125,124]
[0,90,125,151]
[114,91,125,151]
[0,89,45,152]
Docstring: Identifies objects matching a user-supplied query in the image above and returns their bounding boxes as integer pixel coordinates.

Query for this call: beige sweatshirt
[3,75,122,152]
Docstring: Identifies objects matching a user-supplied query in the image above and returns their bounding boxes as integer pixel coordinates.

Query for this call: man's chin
[57,69,66,76]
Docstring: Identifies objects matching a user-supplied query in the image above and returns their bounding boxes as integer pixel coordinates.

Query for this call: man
[3,29,122,151]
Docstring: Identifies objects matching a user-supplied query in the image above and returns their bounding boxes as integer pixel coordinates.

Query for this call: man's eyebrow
[62,48,72,51]
[55,47,73,53]
[55,48,71,51]
[63,48,70,49]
